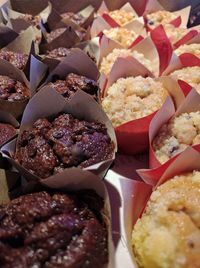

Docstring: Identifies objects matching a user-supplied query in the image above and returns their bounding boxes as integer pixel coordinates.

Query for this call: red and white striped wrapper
[137,89,200,186]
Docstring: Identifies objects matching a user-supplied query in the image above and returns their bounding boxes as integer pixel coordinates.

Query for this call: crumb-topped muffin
[170,66,200,93]
[47,27,85,43]
[100,48,155,77]
[46,73,99,101]
[146,10,177,29]
[103,27,138,48]
[153,111,200,163]
[102,76,168,127]
[0,122,16,146]
[132,171,200,268]
[45,47,71,60]
[0,75,30,101]
[0,190,108,267]
[175,43,200,58]
[163,24,188,44]
[107,9,136,26]
[0,50,28,70]
[61,12,85,26]
[15,113,114,178]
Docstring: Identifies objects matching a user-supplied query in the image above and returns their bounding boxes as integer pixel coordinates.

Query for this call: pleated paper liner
[1,88,117,181]
[138,89,200,187]
[0,166,115,267]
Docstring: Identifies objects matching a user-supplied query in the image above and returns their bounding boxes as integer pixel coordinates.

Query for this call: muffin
[153,111,200,164]
[146,10,177,29]
[0,50,28,70]
[18,13,41,28]
[163,24,188,44]
[47,27,85,43]
[103,27,138,48]
[0,190,108,267]
[14,113,114,178]
[107,9,136,26]
[0,122,16,146]
[170,66,200,93]
[0,75,30,101]
[100,48,155,77]
[175,43,200,58]
[132,171,200,268]
[45,47,71,60]
[46,73,99,101]
[102,76,168,127]
[61,12,85,26]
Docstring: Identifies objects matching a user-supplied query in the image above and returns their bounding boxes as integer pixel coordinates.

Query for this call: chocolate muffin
[0,50,28,70]
[47,73,99,101]
[0,190,108,267]
[0,122,16,146]
[15,113,114,178]
[0,75,30,101]
[61,12,85,26]
[46,47,71,60]
[47,27,85,43]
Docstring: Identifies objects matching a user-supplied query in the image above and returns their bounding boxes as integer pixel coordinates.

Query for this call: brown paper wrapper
[9,0,49,16]
[1,88,117,181]
[0,24,18,48]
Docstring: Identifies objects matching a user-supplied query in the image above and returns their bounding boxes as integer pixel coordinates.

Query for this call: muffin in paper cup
[0,168,114,268]
[101,59,184,154]
[99,35,159,81]
[133,147,200,268]
[139,89,200,183]
[105,175,152,268]
[1,87,117,181]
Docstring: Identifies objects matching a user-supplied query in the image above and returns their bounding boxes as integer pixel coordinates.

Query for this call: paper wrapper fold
[138,89,200,186]
[1,88,117,182]
[8,0,49,16]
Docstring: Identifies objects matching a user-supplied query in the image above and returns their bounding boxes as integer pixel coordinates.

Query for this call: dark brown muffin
[61,12,85,26]
[46,47,71,60]
[0,190,108,267]
[0,50,28,70]
[0,122,16,146]
[47,73,99,101]
[47,27,85,43]
[15,113,114,178]
[0,75,30,101]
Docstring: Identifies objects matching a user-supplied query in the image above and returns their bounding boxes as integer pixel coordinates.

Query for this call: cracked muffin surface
[132,171,200,268]
[0,122,16,146]
[14,114,114,178]
[0,50,28,70]
[0,190,108,268]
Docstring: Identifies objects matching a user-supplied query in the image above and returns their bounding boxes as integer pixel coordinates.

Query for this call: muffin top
[45,47,71,60]
[47,27,85,43]
[146,10,177,29]
[102,76,168,127]
[153,111,200,163]
[100,48,154,77]
[46,73,99,101]
[0,50,28,70]
[132,171,200,268]
[170,66,200,93]
[0,122,16,146]
[15,113,114,178]
[0,75,30,102]
[0,190,108,268]
[107,9,136,26]
[175,43,200,58]
[61,12,85,26]
[103,27,138,48]
[163,24,188,44]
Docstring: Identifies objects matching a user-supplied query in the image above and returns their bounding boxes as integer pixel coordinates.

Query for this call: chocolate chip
[148,20,154,25]
[53,131,64,139]
[188,240,195,248]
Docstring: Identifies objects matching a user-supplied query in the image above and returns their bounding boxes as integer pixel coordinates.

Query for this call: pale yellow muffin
[108,10,136,26]
[170,66,200,93]
[146,10,177,29]
[175,44,200,58]
[103,27,138,48]
[163,24,188,44]
[100,48,155,77]
[102,76,168,127]
[153,112,200,163]
[132,171,200,268]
